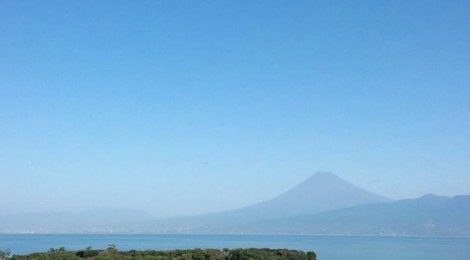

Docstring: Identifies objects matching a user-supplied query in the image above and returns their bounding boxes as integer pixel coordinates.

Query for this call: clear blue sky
[1,0,469,216]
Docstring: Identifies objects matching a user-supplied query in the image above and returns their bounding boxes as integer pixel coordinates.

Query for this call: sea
[0,234,469,259]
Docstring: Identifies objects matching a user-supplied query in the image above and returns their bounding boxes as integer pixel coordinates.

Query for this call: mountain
[208,172,389,219]
[233,172,389,218]
[251,194,470,236]
[143,172,391,233]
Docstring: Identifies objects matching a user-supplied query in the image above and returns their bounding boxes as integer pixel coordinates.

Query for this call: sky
[1,0,469,217]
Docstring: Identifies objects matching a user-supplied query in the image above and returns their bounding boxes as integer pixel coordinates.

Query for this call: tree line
[2,246,317,260]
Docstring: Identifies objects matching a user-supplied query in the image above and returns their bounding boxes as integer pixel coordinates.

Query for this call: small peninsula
[3,247,317,260]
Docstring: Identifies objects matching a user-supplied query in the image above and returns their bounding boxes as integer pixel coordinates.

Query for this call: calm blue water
[0,234,469,259]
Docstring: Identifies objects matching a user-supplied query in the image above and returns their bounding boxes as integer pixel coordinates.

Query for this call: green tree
[0,249,10,260]
[307,251,317,260]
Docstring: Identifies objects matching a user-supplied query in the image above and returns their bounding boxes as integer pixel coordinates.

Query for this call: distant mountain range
[0,208,154,233]
[1,172,469,236]
[243,194,470,236]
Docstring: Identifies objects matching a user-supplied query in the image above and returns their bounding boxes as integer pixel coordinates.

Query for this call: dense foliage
[7,246,317,260]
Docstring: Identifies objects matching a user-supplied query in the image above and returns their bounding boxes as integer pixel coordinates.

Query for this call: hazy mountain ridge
[250,194,470,236]
[0,208,154,233]
[1,173,469,236]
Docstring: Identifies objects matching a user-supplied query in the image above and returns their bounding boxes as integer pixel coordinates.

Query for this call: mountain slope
[253,194,470,236]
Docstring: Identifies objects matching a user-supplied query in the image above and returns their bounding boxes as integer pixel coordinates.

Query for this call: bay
[1,234,469,260]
